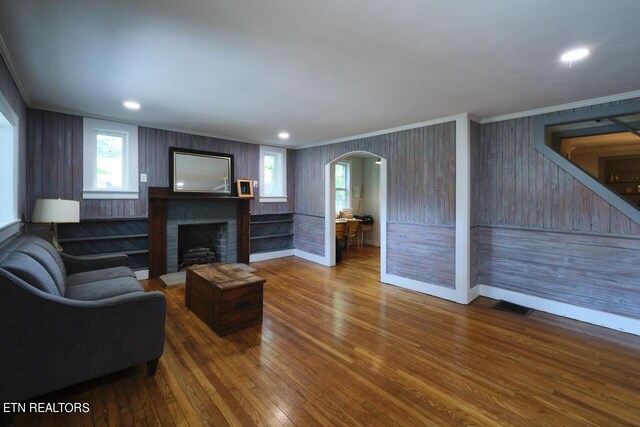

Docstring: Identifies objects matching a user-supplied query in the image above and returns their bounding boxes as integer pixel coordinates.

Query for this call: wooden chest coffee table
[185,263,265,336]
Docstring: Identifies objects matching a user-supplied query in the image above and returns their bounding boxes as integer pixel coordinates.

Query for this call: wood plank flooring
[12,246,640,426]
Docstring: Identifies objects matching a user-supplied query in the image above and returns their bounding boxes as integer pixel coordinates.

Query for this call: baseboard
[479,285,640,336]
[250,249,295,262]
[294,249,331,266]
[469,285,481,302]
[381,273,460,303]
[135,269,149,280]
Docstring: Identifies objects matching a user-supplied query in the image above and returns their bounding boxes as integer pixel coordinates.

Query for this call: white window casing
[259,145,287,202]
[83,117,139,199]
[0,88,20,241]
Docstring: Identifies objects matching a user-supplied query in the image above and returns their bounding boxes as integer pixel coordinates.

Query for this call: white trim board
[250,249,295,262]
[0,32,29,104]
[454,114,472,303]
[479,89,640,124]
[298,113,468,149]
[294,249,331,266]
[479,285,640,336]
[382,273,461,303]
[0,220,20,244]
[134,269,149,281]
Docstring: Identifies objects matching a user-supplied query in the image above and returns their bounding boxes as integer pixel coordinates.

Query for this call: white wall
[362,157,381,246]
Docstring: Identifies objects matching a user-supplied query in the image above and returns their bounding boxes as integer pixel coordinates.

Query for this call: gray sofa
[0,235,166,404]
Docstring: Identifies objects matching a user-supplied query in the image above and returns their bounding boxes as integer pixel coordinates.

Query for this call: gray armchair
[0,235,166,404]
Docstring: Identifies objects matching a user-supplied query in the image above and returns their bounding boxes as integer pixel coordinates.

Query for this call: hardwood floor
[13,246,640,426]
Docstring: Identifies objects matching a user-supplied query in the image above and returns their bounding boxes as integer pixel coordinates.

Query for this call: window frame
[82,117,139,199]
[335,161,351,213]
[0,88,20,242]
[259,145,287,202]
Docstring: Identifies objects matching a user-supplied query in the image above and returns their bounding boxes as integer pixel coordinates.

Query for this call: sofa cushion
[64,276,143,301]
[67,266,136,287]
[15,242,67,295]
[0,252,61,296]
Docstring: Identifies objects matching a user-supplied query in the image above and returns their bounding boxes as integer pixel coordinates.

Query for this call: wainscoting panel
[26,108,296,220]
[294,214,324,256]
[478,226,640,319]
[387,223,455,288]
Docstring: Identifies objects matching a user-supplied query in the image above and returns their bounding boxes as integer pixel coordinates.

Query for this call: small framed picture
[236,179,254,198]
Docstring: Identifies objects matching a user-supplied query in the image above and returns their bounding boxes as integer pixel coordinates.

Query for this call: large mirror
[169,147,234,195]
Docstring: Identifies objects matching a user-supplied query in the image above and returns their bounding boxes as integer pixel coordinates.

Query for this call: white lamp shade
[32,199,80,223]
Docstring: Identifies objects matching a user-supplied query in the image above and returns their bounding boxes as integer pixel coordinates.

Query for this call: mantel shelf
[148,187,254,200]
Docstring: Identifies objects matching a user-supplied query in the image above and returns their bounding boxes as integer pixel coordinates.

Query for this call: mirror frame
[169,147,235,196]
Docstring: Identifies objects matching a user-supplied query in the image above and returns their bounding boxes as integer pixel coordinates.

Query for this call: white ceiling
[1,0,639,147]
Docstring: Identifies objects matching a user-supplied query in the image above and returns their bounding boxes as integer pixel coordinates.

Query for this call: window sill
[0,219,21,243]
[259,197,288,203]
[83,190,139,200]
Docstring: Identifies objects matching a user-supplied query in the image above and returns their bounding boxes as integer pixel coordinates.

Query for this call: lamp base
[48,222,63,252]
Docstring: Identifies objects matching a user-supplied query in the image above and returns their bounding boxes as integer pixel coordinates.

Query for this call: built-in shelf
[98,249,149,256]
[249,213,294,254]
[58,233,148,243]
[57,219,150,270]
[250,219,294,225]
[250,233,294,240]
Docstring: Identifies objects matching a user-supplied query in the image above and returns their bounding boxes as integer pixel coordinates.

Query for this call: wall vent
[493,300,533,316]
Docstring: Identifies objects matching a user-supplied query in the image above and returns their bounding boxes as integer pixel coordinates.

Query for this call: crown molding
[296,113,468,149]
[28,103,296,150]
[480,90,640,124]
[0,29,30,104]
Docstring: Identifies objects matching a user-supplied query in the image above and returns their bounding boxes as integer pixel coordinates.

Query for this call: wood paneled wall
[26,108,295,220]
[477,98,640,317]
[479,226,640,319]
[294,214,324,256]
[295,122,456,223]
[477,100,640,235]
[470,121,481,288]
[387,223,455,288]
[0,54,27,222]
[294,122,457,287]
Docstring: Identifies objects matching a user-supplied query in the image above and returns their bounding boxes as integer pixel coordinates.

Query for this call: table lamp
[31,198,80,251]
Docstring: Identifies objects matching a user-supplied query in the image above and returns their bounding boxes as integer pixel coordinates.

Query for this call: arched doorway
[324,151,387,280]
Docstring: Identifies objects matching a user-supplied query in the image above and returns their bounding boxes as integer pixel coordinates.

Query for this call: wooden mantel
[148,187,251,278]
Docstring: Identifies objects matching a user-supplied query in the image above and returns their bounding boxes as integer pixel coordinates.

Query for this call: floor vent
[493,300,533,316]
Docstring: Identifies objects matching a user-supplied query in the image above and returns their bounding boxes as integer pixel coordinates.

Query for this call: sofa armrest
[61,252,130,274]
[0,276,166,403]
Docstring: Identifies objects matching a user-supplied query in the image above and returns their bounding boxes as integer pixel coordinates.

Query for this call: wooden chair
[345,219,359,251]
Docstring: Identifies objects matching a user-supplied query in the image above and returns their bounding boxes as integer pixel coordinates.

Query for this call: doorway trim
[324,152,388,279]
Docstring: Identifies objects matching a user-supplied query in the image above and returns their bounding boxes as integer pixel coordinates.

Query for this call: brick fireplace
[147,187,250,278]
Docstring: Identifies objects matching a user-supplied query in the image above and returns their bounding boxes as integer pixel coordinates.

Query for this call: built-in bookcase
[249,213,294,254]
[57,219,149,271]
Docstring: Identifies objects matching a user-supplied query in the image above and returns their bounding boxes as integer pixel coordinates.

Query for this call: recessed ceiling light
[123,101,141,110]
[176,182,184,187]
[278,131,290,139]
[560,48,590,63]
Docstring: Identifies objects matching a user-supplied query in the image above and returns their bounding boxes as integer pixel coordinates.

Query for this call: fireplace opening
[177,223,228,269]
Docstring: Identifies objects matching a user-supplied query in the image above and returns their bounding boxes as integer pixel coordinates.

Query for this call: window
[335,162,350,213]
[0,92,19,242]
[83,118,138,199]
[259,146,287,202]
